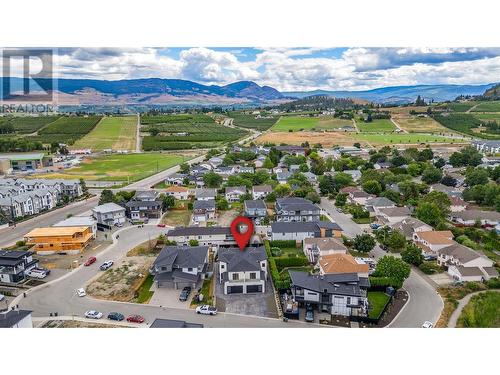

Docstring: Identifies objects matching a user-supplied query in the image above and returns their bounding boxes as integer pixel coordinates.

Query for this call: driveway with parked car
[148,282,194,309]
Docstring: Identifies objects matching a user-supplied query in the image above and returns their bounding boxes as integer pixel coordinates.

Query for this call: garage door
[246,285,262,293]
[228,285,243,294]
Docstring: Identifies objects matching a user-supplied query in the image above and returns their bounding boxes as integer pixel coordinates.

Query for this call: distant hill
[481,83,500,99]
[283,83,498,104]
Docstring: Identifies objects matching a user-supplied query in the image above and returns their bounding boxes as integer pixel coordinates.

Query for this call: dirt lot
[36,240,111,270]
[217,209,239,226]
[255,131,370,147]
[41,320,128,328]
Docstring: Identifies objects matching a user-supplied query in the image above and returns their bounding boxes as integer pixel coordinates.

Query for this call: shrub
[270,247,282,257]
[369,276,400,289]
[274,257,309,270]
[269,240,297,249]
[485,277,500,289]
[15,240,26,247]
[419,261,440,274]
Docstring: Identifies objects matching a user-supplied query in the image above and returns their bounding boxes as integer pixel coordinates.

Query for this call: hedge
[269,240,297,249]
[369,276,402,289]
[274,257,309,270]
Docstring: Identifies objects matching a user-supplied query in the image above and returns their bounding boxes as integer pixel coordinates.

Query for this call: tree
[434,157,446,169]
[161,194,175,210]
[386,230,407,252]
[335,192,347,207]
[305,191,320,204]
[416,201,444,227]
[353,142,361,149]
[189,239,199,246]
[440,175,457,187]
[421,166,443,184]
[465,168,489,186]
[362,180,382,195]
[203,171,223,188]
[216,198,229,210]
[179,162,190,174]
[417,148,434,161]
[401,244,424,266]
[421,191,451,217]
[353,234,376,253]
[332,172,353,190]
[99,189,115,205]
[449,146,482,167]
[374,255,411,288]
[299,164,309,172]
[149,127,160,136]
[318,175,335,195]
[391,155,407,167]
[415,95,426,106]
[79,178,88,195]
[407,163,422,177]
[274,184,291,198]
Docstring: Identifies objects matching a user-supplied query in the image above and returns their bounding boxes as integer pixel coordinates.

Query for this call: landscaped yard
[35,153,187,182]
[356,119,396,133]
[72,116,137,151]
[367,291,391,319]
[161,209,191,226]
[457,291,500,328]
[135,274,155,304]
[271,116,352,132]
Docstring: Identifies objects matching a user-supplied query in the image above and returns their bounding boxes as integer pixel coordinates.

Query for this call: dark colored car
[305,303,314,312]
[84,256,97,266]
[127,314,145,323]
[305,310,314,323]
[107,312,124,321]
[179,286,192,301]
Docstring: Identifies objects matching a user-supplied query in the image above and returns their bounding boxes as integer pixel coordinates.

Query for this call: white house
[164,186,190,200]
[437,242,496,281]
[92,202,126,227]
[413,231,454,255]
[450,210,500,227]
[0,310,33,328]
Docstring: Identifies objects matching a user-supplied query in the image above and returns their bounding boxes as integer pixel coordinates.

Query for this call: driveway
[148,282,193,309]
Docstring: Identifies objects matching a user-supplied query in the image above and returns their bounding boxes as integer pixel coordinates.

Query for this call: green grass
[161,210,192,226]
[470,101,500,112]
[228,111,279,130]
[30,116,102,144]
[354,133,467,145]
[367,291,391,319]
[433,113,500,140]
[135,274,154,304]
[271,116,352,132]
[72,116,137,151]
[37,153,186,182]
[441,102,479,112]
[473,113,500,122]
[457,291,500,327]
[356,119,396,133]
[3,116,61,134]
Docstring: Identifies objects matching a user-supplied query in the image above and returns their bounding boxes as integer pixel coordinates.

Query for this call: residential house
[0,250,38,283]
[348,190,375,205]
[134,190,159,202]
[165,173,186,186]
[430,183,463,198]
[252,185,272,200]
[218,246,268,294]
[244,200,267,224]
[125,200,163,221]
[195,188,217,201]
[374,162,391,170]
[164,185,190,200]
[225,186,247,203]
[275,197,320,222]
[445,172,465,187]
[343,170,362,182]
[390,217,433,240]
[471,140,500,154]
[449,196,467,212]
[91,202,126,229]
[437,242,496,281]
[303,237,347,262]
[271,221,343,241]
[319,253,370,277]
[0,310,33,328]
[413,230,455,255]
[303,171,318,184]
[276,171,292,184]
[450,209,500,227]
[377,206,411,224]
[150,246,209,289]
[166,226,235,248]
[365,197,396,216]
[53,216,97,239]
[275,145,307,156]
[208,156,223,168]
[237,166,254,174]
[24,226,94,255]
[288,271,369,317]
[193,200,216,223]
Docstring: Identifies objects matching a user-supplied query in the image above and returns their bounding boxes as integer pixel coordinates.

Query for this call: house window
[232,273,239,281]
[249,272,256,279]
[187,268,193,272]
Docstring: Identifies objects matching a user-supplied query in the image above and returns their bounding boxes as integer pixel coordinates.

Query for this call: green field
[367,291,391,319]
[457,291,500,328]
[29,116,102,145]
[472,113,500,122]
[356,118,396,133]
[433,113,500,140]
[0,116,61,134]
[271,116,352,132]
[354,133,466,145]
[470,101,500,112]
[72,116,137,151]
[440,101,479,112]
[228,111,279,130]
[37,153,186,182]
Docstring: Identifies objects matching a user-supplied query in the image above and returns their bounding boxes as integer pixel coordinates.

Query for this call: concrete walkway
[448,289,499,327]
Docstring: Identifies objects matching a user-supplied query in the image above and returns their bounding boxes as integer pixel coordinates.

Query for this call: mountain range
[1,77,497,105]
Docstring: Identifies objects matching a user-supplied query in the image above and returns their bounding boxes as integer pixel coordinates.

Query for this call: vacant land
[161,209,191,226]
[271,116,352,132]
[470,100,500,112]
[72,116,137,151]
[457,291,500,328]
[29,116,102,144]
[141,113,247,150]
[356,119,396,133]
[392,114,452,133]
[39,153,186,182]
[228,111,279,130]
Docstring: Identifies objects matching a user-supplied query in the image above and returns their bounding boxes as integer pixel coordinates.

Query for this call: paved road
[12,225,310,328]
[0,196,99,248]
[319,197,444,327]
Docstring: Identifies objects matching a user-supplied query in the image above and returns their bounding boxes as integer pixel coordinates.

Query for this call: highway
[320,197,443,328]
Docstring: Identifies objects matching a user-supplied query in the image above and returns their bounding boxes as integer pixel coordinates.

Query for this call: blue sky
[50,47,500,91]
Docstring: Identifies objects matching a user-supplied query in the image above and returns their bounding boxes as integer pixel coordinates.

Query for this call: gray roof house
[225,186,247,202]
[244,199,267,223]
[150,246,209,289]
[134,190,159,202]
[193,199,216,222]
[91,202,126,227]
[275,197,320,222]
[271,221,342,241]
[195,188,217,201]
[218,246,268,294]
[252,184,273,199]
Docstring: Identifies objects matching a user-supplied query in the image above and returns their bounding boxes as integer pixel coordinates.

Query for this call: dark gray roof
[244,199,267,210]
[289,271,367,297]
[316,221,343,231]
[271,221,319,233]
[454,266,484,277]
[218,246,267,272]
[193,200,215,210]
[126,200,162,208]
[438,243,482,264]
[195,188,217,198]
[366,197,396,207]
[252,185,272,193]
[134,190,158,200]
[0,310,32,328]
[150,319,203,328]
[168,226,230,236]
[276,197,319,211]
[225,186,246,194]
[152,246,209,270]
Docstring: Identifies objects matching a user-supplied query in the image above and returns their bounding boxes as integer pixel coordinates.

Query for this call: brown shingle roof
[416,231,454,245]
[319,254,369,275]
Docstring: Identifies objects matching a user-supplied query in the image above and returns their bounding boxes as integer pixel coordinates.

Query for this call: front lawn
[367,291,391,319]
[191,277,214,306]
[135,274,155,304]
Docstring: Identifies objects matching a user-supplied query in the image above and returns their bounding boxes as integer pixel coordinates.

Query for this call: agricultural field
[354,133,466,145]
[228,111,279,130]
[37,153,186,183]
[392,114,454,134]
[470,100,500,112]
[356,118,396,133]
[141,113,247,150]
[439,101,479,112]
[29,116,102,144]
[271,115,353,132]
[472,113,500,122]
[433,113,500,140]
[0,115,61,134]
[72,116,137,151]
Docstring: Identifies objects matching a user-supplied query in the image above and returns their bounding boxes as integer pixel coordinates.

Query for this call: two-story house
[166,226,235,247]
[271,221,343,242]
[164,185,190,200]
[244,199,267,224]
[150,246,209,289]
[303,237,347,262]
[252,185,273,200]
[0,250,39,283]
[92,202,126,229]
[225,186,247,203]
[390,217,432,240]
[275,197,320,222]
[413,230,454,255]
[193,200,216,223]
[195,188,217,201]
[218,246,268,294]
[125,200,163,221]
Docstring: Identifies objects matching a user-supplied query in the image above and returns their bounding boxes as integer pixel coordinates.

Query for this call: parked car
[370,223,381,230]
[107,312,125,321]
[115,222,123,228]
[76,288,86,297]
[0,293,5,302]
[179,286,192,301]
[100,261,114,271]
[84,256,97,266]
[196,305,217,315]
[423,254,437,261]
[157,223,166,228]
[305,309,314,323]
[27,268,48,279]
[84,310,103,319]
[126,314,145,323]
[422,321,433,328]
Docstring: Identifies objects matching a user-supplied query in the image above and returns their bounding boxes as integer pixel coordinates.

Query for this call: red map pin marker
[230,216,254,251]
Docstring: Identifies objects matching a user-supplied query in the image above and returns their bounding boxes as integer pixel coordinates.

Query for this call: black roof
[193,200,215,210]
[289,271,367,297]
[244,199,267,210]
[275,197,319,211]
[271,221,319,233]
[218,246,267,272]
[150,319,203,328]
[152,246,209,270]
[168,226,230,237]
[0,310,32,328]
[125,200,162,208]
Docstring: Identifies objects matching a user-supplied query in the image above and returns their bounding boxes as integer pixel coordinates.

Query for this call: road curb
[385,287,410,328]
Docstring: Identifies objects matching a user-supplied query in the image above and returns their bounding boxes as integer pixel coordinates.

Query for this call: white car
[76,288,86,297]
[84,310,103,319]
[195,305,218,315]
[422,321,433,328]
[100,261,114,271]
[0,293,5,302]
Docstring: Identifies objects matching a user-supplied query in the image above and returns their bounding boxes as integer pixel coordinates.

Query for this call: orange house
[24,226,94,255]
